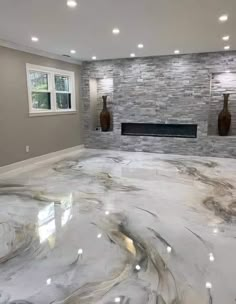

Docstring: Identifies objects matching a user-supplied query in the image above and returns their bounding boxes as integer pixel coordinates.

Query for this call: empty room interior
[1,0,236,303]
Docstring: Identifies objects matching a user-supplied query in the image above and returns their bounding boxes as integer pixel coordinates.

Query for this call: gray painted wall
[82,52,236,158]
[0,46,83,167]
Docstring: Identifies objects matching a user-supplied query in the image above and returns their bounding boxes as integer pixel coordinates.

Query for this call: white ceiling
[0,0,235,62]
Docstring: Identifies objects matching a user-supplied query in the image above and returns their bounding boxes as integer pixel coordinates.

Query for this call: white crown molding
[0,38,82,65]
[0,144,85,176]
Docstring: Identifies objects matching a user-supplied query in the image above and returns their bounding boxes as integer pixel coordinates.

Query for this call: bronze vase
[218,93,231,136]
[100,96,111,132]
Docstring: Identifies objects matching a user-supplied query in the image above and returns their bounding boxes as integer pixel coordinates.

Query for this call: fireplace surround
[121,123,198,138]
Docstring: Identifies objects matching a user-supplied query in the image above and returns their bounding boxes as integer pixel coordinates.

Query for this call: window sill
[29,111,77,117]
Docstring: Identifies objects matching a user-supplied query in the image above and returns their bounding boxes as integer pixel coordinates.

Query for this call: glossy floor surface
[0,149,236,304]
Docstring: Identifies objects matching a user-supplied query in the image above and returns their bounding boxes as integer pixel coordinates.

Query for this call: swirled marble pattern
[0,149,236,304]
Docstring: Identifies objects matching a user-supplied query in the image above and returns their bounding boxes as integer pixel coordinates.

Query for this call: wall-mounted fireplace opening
[121,123,198,138]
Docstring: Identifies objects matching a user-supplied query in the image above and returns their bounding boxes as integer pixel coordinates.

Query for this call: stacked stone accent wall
[82,52,236,158]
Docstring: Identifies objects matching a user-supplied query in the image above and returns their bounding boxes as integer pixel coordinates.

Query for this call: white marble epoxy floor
[0,149,236,304]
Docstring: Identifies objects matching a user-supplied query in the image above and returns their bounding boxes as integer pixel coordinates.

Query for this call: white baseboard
[0,145,84,176]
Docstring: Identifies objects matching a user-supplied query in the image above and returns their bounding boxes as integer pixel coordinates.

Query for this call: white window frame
[26,64,76,116]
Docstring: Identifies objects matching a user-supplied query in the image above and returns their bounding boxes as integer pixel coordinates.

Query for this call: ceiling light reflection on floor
[78,248,83,255]
[209,253,215,262]
[205,282,212,289]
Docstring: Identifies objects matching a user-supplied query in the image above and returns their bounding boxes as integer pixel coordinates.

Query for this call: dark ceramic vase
[100,96,111,132]
[218,93,231,136]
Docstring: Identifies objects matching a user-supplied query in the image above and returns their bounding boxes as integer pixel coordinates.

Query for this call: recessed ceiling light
[31,36,39,42]
[112,28,120,35]
[138,44,144,48]
[92,56,97,60]
[174,50,180,54]
[67,0,77,8]
[219,14,228,22]
[222,35,230,41]
[130,53,136,57]
[225,70,231,73]
[70,49,76,54]
[224,45,230,50]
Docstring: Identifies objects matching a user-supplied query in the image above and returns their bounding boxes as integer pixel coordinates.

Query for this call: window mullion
[70,76,75,110]
[50,72,56,112]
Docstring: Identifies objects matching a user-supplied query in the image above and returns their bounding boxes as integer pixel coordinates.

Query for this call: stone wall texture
[82,52,236,158]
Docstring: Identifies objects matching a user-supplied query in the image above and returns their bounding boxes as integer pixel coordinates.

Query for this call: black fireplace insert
[121,123,197,138]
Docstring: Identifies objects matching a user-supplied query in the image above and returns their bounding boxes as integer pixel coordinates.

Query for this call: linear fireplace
[121,123,198,138]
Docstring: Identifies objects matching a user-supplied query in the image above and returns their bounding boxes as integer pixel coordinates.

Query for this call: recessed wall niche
[89,77,113,131]
[208,72,236,136]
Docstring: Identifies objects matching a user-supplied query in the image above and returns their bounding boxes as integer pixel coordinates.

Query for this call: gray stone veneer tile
[82,52,236,158]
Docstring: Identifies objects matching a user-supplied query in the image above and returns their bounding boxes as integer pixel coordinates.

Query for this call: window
[26,64,76,115]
